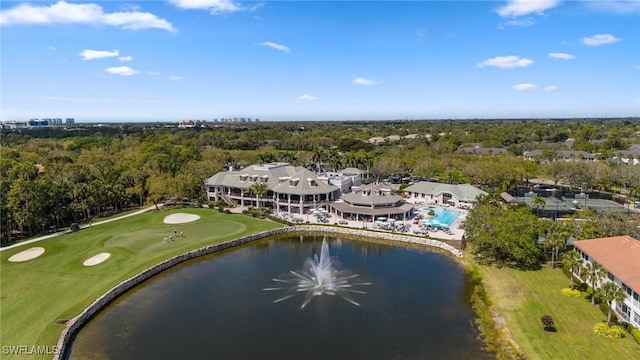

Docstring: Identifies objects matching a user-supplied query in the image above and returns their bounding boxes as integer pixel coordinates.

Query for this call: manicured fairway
[0,208,283,359]
[481,265,640,360]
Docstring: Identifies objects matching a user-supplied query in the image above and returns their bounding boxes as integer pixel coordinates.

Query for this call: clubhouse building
[329,184,415,223]
[402,181,487,208]
[573,236,640,328]
[205,163,341,214]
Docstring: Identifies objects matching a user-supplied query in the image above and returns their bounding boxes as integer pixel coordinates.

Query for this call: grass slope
[0,208,282,359]
[481,265,640,360]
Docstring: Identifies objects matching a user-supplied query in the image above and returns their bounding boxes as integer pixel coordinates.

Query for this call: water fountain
[69,236,492,359]
[264,237,371,308]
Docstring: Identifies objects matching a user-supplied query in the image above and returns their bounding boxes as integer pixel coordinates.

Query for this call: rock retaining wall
[55,226,461,359]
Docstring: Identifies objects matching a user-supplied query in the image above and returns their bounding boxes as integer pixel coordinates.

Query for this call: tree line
[2,118,639,245]
[463,195,640,269]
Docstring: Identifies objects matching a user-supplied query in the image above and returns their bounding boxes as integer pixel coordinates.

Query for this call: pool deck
[272,199,467,242]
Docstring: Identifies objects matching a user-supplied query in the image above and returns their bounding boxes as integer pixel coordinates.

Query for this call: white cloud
[496,0,560,18]
[298,94,316,101]
[0,1,175,32]
[46,46,56,51]
[170,75,182,81]
[504,17,535,27]
[78,49,119,60]
[583,34,621,46]
[512,83,537,90]
[352,77,379,86]
[544,85,558,92]
[169,0,263,14]
[118,56,133,62]
[548,52,575,60]
[581,0,640,13]
[145,71,160,75]
[105,66,139,76]
[119,4,141,12]
[634,65,640,70]
[258,41,290,53]
[476,55,534,69]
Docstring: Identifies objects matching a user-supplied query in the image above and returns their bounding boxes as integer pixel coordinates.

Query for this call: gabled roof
[573,236,640,293]
[500,192,518,204]
[613,149,640,157]
[455,146,508,155]
[205,163,338,195]
[271,167,338,195]
[342,184,403,206]
[403,181,487,202]
[341,167,363,175]
[523,149,596,159]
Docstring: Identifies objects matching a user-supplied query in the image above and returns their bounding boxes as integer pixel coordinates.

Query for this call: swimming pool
[421,207,460,227]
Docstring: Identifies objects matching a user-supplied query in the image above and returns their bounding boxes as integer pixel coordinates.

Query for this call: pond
[68,235,493,359]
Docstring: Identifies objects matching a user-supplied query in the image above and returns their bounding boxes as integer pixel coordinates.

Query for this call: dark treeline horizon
[2,117,639,245]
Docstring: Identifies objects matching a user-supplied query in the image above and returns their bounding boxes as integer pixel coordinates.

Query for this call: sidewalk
[0,205,158,252]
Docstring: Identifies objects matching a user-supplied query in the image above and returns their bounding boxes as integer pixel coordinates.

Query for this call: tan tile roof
[573,236,640,293]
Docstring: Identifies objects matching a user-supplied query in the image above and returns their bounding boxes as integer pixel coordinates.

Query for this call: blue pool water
[421,207,460,227]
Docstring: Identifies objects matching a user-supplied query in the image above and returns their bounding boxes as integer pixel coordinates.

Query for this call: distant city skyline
[1,1,639,122]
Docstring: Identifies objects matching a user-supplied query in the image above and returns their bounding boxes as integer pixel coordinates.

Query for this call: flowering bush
[560,288,581,297]
[540,315,554,327]
[631,328,640,344]
[593,323,626,339]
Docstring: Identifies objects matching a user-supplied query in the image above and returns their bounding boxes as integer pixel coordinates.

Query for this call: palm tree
[584,262,605,305]
[530,195,546,215]
[248,182,268,209]
[358,152,375,180]
[326,149,342,172]
[599,282,627,325]
[561,250,583,289]
[311,148,326,171]
[544,222,572,268]
[343,152,358,168]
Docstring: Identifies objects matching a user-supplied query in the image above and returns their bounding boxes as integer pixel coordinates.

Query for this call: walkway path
[0,205,159,252]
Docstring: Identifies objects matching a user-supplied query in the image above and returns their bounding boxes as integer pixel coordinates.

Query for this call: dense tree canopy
[463,196,542,269]
[2,118,639,245]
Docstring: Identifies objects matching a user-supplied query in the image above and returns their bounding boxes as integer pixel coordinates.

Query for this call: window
[624,285,632,296]
[607,272,614,281]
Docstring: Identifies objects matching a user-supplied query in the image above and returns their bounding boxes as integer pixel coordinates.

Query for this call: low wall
[55,226,461,359]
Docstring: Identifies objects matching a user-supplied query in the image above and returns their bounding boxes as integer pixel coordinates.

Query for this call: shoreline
[55,225,464,359]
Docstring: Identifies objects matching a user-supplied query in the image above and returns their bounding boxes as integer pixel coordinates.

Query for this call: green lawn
[0,208,282,359]
[481,265,640,360]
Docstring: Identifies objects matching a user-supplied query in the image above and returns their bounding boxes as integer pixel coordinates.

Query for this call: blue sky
[1,0,639,122]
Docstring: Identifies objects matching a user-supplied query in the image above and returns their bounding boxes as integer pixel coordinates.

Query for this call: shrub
[630,328,640,345]
[560,288,581,297]
[598,301,610,317]
[607,325,627,339]
[428,209,436,216]
[593,323,626,339]
[541,315,554,327]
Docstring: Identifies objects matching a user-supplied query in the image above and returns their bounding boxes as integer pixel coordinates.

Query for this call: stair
[220,194,237,208]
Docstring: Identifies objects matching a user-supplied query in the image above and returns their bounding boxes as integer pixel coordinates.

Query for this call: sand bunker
[83,253,111,266]
[163,213,200,224]
[8,247,45,262]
